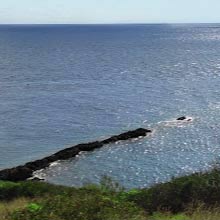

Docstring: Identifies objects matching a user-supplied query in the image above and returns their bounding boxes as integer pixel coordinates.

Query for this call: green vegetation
[1,169,220,219]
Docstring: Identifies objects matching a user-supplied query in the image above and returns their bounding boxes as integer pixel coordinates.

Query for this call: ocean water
[1,24,220,188]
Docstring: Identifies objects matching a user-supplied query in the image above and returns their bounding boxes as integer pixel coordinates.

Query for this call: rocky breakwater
[0,128,151,182]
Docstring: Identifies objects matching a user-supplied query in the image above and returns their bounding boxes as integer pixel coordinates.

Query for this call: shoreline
[0,128,151,182]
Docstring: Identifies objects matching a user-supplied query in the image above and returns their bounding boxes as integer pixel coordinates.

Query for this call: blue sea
[1,24,220,188]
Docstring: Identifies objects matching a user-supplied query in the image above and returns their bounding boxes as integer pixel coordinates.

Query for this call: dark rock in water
[0,166,32,181]
[0,127,152,182]
[102,128,152,144]
[177,116,187,121]
[77,142,103,151]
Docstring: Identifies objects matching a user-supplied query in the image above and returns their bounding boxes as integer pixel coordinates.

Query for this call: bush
[2,168,220,219]
[124,169,220,213]
[10,191,146,220]
[0,181,70,200]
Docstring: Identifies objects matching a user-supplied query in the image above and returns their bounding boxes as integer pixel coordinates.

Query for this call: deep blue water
[1,24,220,188]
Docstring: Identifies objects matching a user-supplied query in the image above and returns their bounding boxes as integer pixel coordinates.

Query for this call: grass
[1,169,220,219]
[189,208,220,220]
[0,198,31,220]
[3,199,220,220]
[150,213,189,220]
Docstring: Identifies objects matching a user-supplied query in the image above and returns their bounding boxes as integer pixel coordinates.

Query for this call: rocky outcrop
[176,116,193,122]
[102,128,151,144]
[0,128,151,182]
[177,116,187,121]
[0,166,33,182]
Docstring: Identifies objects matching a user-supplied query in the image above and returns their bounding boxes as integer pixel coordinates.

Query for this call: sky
[0,0,220,24]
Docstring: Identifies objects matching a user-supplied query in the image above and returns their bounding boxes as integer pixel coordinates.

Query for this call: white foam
[157,116,194,128]
[28,169,45,180]
[120,70,128,74]
[209,102,220,110]
[49,161,61,167]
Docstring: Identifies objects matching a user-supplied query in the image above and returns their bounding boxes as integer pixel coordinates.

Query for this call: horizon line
[0,22,220,25]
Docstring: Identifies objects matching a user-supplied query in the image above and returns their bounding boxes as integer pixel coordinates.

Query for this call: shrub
[125,169,220,213]
[2,168,220,219]
[10,192,147,220]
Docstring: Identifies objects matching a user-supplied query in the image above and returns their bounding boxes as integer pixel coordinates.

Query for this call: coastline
[0,128,151,182]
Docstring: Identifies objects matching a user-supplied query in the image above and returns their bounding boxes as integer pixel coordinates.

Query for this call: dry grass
[149,206,220,220]
[150,213,189,220]
[2,197,220,220]
[189,207,220,220]
[0,198,30,220]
